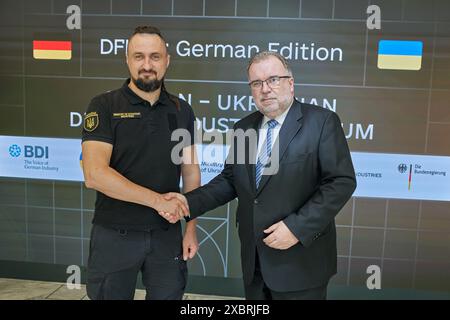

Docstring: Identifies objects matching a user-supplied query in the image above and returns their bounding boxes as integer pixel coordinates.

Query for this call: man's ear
[166,54,171,68]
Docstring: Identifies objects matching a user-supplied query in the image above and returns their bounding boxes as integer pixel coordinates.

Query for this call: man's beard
[132,73,163,92]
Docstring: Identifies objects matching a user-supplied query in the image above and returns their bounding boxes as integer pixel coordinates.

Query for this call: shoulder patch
[84,112,99,132]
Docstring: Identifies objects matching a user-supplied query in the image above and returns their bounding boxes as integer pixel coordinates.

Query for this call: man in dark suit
[162,51,356,299]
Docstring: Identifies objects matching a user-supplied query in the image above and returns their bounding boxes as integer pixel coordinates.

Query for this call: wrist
[149,192,162,210]
[186,219,197,230]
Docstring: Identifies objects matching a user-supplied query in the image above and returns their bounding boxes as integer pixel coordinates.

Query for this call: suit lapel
[256,100,304,196]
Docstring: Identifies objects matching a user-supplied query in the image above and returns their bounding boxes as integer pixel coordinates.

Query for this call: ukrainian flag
[377,40,423,71]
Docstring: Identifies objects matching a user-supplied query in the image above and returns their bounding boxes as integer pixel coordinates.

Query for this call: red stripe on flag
[33,40,72,51]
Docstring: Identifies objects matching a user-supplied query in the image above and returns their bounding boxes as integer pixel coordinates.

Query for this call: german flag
[33,40,72,60]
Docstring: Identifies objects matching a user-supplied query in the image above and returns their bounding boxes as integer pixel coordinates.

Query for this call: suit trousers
[86,223,187,300]
[244,251,328,300]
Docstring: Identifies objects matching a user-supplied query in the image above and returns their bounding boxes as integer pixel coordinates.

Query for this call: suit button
[254,199,259,204]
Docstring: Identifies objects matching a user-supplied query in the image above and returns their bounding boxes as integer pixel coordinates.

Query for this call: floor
[0,278,242,300]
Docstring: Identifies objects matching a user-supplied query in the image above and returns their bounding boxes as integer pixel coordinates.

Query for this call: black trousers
[86,223,187,300]
[244,252,328,300]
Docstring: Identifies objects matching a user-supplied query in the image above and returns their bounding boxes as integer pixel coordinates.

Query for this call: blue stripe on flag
[378,40,423,56]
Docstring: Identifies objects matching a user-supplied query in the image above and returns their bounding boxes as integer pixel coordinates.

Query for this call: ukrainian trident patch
[84,112,99,132]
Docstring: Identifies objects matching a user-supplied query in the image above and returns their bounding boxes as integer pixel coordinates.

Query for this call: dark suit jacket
[185,100,356,292]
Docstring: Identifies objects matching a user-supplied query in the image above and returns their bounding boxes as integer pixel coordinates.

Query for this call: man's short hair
[247,51,292,76]
[127,25,168,56]
[129,25,167,43]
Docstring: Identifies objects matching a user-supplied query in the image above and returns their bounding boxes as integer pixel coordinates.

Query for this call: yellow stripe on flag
[33,49,72,60]
[377,54,422,70]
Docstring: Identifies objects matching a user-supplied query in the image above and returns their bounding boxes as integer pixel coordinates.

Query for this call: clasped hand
[157,192,190,223]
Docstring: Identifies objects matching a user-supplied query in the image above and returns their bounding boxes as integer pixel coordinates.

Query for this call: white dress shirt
[255,102,292,163]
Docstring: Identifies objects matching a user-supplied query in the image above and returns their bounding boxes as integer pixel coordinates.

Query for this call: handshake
[156,192,190,224]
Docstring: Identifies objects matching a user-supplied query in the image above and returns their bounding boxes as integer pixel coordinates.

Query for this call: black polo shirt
[82,79,196,230]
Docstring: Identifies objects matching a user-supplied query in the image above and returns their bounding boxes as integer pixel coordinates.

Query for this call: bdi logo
[8,144,21,157]
[9,144,49,159]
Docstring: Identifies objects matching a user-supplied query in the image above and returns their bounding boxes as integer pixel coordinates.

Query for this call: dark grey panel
[142,0,172,15]
[28,234,54,264]
[236,0,267,17]
[55,237,82,265]
[0,178,26,206]
[334,0,368,20]
[430,90,450,122]
[366,22,434,88]
[205,0,236,16]
[420,201,450,232]
[403,0,433,22]
[382,260,414,289]
[433,23,450,89]
[301,0,333,19]
[0,205,26,233]
[415,261,450,291]
[112,0,142,15]
[54,181,82,208]
[386,199,420,229]
[384,230,417,260]
[337,226,351,256]
[55,209,81,238]
[269,0,300,18]
[24,14,80,76]
[26,180,53,207]
[24,0,51,14]
[0,106,24,136]
[370,0,403,21]
[427,124,450,156]
[434,0,450,22]
[82,0,111,14]
[417,231,450,262]
[54,0,81,14]
[0,26,24,75]
[0,76,23,105]
[354,198,386,227]
[351,228,384,257]
[24,77,123,138]
[174,0,203,16]
[0,0,24,26]
[0,232,27,261]
[27,208,54,236]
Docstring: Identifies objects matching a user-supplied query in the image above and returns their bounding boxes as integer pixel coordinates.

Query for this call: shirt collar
[260,99,293,129]
[121,78,171,107]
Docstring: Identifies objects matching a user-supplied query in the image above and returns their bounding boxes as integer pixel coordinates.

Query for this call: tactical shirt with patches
[81,79,196,230]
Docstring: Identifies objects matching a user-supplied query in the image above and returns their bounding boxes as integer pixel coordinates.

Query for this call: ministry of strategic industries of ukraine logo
[84,112,99,132]
[398,163,413,191]
[9,144,21,157]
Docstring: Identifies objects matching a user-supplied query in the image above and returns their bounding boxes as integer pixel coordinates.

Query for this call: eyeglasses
[248,75,291,90]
